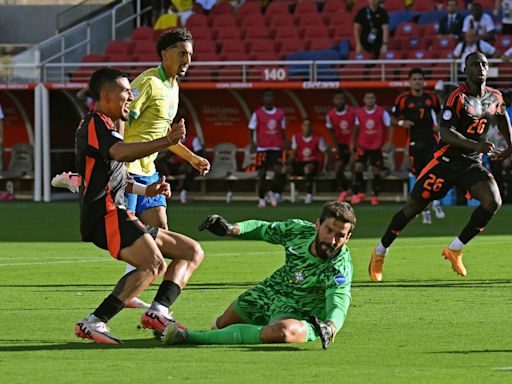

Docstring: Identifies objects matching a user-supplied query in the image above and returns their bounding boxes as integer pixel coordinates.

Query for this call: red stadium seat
[294,1,318,15]
[265,1,291,15]
[422,23,439,37]
[295,12,324,27]
[411,2,436,11]
[221,52,251,61]
[105,40,133,55]
[383,0,405,12]
[131,27,154,42]
[210,14,237,28]
[301,25,329,40]
[351,0,367,16]
[250,51,281,61]
[237,1,262,17]
[132,41,155,56]
[70,54,104,82]
[209,1,233,15]
[217,66,245,81]
[330,24,353,40]
[193,52,220,61]
[237,13,266,28]
[194,39,217,55]
[325,10,351,27]
[431,36,456,51]
[323,0,348,14]
[496,35,512,50]
[307,38,335,51]
[246,39,274,54]
[188,26,213,40]
[348,51,372,60]
[243,25,270,40]
[267,13,295,29]
[219,40,246,59]
[103,54,135,72]
[273,25,300,40]
[186,14,209,28]
[395,22,419,38]
[276,38,306,56]
[214,26,242,40]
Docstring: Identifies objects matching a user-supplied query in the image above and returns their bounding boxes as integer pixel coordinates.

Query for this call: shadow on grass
[0,340,303,352]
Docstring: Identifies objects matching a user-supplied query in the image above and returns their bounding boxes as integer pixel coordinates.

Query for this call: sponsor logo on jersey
[290,270,305,284]
[132,89,140,99]
[442,110,452,120]
[334,274,346,285]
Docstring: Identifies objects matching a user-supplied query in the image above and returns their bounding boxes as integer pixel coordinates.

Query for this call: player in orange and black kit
[369,53,512,282]
[392,68,445,225]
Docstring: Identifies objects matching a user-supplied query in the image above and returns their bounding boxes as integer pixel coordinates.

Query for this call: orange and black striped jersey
[392,90,440,150]
[440,83,506,162]
[75,111,127,238]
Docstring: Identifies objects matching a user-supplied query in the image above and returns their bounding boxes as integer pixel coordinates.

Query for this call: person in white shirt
[462,2,496,42]
[453,28,496,71]
[494,0,512,35]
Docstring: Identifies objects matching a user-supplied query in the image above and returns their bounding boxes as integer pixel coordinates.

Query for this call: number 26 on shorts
[423,174,445,192]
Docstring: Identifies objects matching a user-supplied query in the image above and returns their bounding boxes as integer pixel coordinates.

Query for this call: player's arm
[248,112,257,152]
[325,114,339,145]
[319,136,329,173]
[281,115,288,150]
[351,120,359,152]
[168,132,210,175]
[109,124,184,162]
[288,134,297,163]
[382,110,394,151]
[391,95,414,129]
[0,117,3,146]
[126,175,171,198]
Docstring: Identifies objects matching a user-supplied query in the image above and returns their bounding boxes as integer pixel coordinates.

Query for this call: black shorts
[411,159,493,202]
[355,148,382,168]
[292,161,319,176]
[82,207,159,259]
[409,147,436,176]
[256,150,283,170]
[336,143,351,163]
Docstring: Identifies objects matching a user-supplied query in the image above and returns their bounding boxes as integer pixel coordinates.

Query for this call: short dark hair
[302,116,312,123]
[333,90,345,96]
[262,88,274,96]
[319,201,356,231]
[88,67,128,102]
[408,68,425,79]
[465,51,486,67]
[156,28,194,60]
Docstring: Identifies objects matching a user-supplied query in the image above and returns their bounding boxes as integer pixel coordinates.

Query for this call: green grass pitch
[1,201,511,383]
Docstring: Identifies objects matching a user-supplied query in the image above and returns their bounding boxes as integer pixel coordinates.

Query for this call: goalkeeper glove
[309,315,335,350]
[198,215,234,237]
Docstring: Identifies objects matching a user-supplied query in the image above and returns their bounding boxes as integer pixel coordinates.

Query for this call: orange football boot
[442,247,467,276]
[369,247,385,282]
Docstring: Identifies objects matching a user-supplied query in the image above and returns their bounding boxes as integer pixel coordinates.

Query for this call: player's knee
[482,195,501,213]
[268,322,304,343]
[189,242,205,268]
[147,254,166,278]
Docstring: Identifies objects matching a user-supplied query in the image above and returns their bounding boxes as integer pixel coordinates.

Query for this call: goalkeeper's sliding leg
[162,304,321,346]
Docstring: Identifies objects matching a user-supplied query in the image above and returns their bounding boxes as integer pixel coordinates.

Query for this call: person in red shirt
[248,89,288,208]
[325,90,358,202]
[289,117,329,204]
[351,92,393,205]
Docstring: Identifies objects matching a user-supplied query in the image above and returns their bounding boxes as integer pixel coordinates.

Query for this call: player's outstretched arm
[198,215,238,237]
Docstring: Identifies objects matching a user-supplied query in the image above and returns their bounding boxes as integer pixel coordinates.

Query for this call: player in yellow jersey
[123,28,210,229]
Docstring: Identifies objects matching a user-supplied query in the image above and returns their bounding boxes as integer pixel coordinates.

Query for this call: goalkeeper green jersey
[234,219,353,331]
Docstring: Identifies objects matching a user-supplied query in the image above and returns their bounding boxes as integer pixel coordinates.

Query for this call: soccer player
[124,28,210,229]
[162,201,355,349]
[249,89,288,208]
[351,92,393,206]
[325,90,357,202]
[369,52,512,282]
[392,68,445,224]
[74,68,204,343]
[289,116,328,204]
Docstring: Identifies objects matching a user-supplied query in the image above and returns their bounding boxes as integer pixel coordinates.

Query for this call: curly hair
[156,28,194,60]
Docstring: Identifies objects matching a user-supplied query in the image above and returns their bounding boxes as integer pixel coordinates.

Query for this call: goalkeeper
[163,201,355,349]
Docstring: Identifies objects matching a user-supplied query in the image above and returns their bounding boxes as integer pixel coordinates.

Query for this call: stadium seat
[214,26,242,41]
[308,38,335,51]
[193,52,220,61]
[267,13,295,29]
[194,39,217,55]
[246,39,274,55]
[131,27,154,42]
[221,52,250,61]
[351,0,367,16]
[132,41,156,57]
[103,54,135,71]
[69,54,104,82]
[277,38,306,57]
[294,1,318,15]
[273,25,300,40]
[265,1,291,15]
[237,1,262,17]
[382,0,405,12]
[219,40,246,59]
[217,66,245,81]
[209,1,233,15]
[324,10,351,27]
[185,14,209,28]
[421,23,439,37]
[250,51,281,61]
[496,35,512,50]
[237,13,266,28]
[0,143,34,179]
[395,22,419,38]
[323,0,348,14]
[295,13,324,27]
[105,40,133,56]
[188,26,213,40]
[431,36,456,51]
[210,14,237,28]
[300,25,329,40]
[411,2,436,11]
[330,24,353,40]
[243,25,270,40]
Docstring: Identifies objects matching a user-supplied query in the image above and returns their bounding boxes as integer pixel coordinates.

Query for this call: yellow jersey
[125,64,179,176]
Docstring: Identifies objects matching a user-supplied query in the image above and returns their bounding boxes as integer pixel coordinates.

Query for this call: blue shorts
[125,172,167,216]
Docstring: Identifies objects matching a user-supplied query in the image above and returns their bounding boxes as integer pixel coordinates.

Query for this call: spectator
[354,0,389,59]
[195,0,218,14]
[351,92,393,206]
[438,0,464,40]
[453,28,496,72]
[288,117,329,204]
[151,0,170,26]
[155,133,205,204]
[248,89,288,208]
[172,0,194,26]
[153,4,180,30]
[462,2,496,43]
[494,0,512,35]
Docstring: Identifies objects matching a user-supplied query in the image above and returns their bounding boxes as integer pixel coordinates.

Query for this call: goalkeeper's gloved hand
[309,315,336,350]
[198,215,234,237]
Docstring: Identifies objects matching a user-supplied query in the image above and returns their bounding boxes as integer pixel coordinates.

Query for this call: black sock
[458,206,495,243]
[153,280,181,308]
[337,171,349,191]
[372,174,382,196]
[93,294,125,323]
[305,174,314,194]
[353,172,363,194]
[381,209,412,248]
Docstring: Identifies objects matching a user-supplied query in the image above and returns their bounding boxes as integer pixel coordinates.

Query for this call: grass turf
[0,202,511,383]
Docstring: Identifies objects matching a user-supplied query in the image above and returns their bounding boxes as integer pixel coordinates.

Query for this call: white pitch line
[492,367,512,371]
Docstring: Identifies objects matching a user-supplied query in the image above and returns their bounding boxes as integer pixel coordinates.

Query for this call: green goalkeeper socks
[186,324,263,344]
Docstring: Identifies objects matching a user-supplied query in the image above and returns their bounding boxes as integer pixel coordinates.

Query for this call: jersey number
[418,107,425,119]
[423,174,445,192]
[467,118,487,135]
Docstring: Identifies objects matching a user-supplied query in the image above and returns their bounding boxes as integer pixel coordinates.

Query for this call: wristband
[398,120,405,126]
[129,181,147,195]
